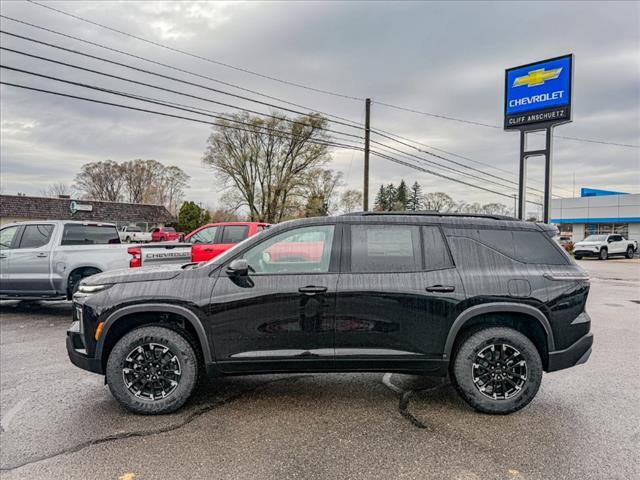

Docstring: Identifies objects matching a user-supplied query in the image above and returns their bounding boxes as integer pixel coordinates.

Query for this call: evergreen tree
[396,180,408,210]
[385,183,397,211]
[407,181,423,211]
[374,185,386,211]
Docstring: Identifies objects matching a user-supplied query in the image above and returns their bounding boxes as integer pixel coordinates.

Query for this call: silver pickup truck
[0,220,191,300]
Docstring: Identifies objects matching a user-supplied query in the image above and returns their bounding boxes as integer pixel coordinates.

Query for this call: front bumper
[574,249,599,257]
[67,321,103,374]
[547,332,593,372]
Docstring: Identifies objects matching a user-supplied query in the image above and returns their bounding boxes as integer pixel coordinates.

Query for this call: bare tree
[304,169,344,217]
[202,112,331,223]
[40,182,71,198]
[158,166,190,215]
[340,189,363,213]
[74,160,124,201]
[423,192,455,212]
[121,159,164,204]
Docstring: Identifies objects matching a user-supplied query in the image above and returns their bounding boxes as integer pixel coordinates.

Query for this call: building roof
[0,195,175,224]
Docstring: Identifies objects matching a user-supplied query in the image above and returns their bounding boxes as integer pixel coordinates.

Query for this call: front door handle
[0,254,7,259]
[426,285,455,293]
[36,253,48,258]
[298,285,328,295]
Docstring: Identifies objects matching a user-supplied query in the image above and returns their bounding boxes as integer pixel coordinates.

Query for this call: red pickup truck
[150,226,183,242]
[185,222,270,262]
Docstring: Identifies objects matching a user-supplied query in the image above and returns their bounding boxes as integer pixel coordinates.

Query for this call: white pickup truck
[118,225,152,243]
[573,234,637,260]
[0,220,192,300]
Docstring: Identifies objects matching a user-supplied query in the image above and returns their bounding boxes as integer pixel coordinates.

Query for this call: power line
[16,5,636,149]
[0,30,364,131]
[372,100,640,149]
[25,0,365,102]
[0,81,362,151]
[0,64,366,147]
[0,14,365,129]
[2,80,538,204]
[0,43,364,143]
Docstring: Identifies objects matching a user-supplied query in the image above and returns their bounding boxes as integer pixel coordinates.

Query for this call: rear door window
[221,225,249,244]
[350,224,422,273]
[61,224,121,245]
[422,226,453,270]
[18,224,54,249]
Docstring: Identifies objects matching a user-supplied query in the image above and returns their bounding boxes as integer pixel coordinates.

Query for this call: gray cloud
[1,0,638,209]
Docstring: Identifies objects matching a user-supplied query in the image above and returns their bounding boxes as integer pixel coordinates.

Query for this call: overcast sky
[1,0,639,214]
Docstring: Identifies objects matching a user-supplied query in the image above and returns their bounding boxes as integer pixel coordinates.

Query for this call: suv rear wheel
[626,246,634,259]
[106,325,199,414]
[599,248,608,260]
[452,326,542,414]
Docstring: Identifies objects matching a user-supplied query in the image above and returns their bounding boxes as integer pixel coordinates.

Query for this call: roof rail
[341,211,518,221]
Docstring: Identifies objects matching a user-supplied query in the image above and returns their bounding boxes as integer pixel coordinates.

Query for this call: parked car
[573,234,637,260]
[185,222,270,262]
[67,212,592,415]
[118,226,152,243]
[0,220,126,299]
[151,227,183,242]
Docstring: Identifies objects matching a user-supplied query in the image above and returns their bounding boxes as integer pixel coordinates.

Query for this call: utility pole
[363,98,371,211]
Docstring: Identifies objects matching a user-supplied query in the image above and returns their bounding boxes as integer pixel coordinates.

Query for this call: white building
[551,188,640,242]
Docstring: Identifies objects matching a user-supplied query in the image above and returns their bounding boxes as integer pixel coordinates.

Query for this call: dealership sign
[504,54,573,129]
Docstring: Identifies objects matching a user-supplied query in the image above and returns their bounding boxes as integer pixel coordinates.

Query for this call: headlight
[78,284,112,294]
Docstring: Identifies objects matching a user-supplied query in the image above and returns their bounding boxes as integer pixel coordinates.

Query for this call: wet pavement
[1,259,638,479]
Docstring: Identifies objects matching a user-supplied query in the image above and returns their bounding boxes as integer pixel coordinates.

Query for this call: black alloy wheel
[471,343,527,400]
[107,325,199,414]
[122,343,182,401]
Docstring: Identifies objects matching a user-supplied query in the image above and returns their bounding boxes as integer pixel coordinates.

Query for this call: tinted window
[19,224,54,249]
[61,225,121,245]
[422,226,453,270]
[243,225,334,274]
[163,227,176,233]
[610,235,622,242]
[478,229,567,265]
[127,226,142,232]
[350,224,421,273]
[0,226,20,250]
[221,225,249,244]
[190,226,218,244]
[257,225,269,232]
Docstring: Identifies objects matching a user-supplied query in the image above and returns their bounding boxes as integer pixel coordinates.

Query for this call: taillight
[128,247,141,268]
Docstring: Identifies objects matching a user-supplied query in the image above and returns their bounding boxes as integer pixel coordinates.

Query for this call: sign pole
[518,130,527,220]
[543,126,554,223]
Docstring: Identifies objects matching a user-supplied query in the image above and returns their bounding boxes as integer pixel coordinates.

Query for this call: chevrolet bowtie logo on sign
[512,67,563,88]
[504,54,573,129]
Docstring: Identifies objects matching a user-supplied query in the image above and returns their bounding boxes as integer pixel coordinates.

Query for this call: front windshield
[584,235,607,242]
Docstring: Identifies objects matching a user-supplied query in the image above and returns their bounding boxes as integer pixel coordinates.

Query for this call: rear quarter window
[61,225,121,245]
[478,229,567,265]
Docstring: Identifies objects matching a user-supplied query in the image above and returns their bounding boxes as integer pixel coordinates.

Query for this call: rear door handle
[36,253,48,258]
[298,285,328,295]
[426,285,455,293]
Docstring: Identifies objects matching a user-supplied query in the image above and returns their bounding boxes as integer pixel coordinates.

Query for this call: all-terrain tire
[452,326,543,415]
[626,246,634,259]
[599,248,608,260]
[106,325,199,415]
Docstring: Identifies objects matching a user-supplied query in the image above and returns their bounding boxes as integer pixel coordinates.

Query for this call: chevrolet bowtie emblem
[513,67,563,88]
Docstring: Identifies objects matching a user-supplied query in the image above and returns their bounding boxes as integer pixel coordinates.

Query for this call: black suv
[67,213,593,415]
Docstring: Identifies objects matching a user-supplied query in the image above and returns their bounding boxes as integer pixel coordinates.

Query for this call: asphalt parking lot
[1,258,638,480]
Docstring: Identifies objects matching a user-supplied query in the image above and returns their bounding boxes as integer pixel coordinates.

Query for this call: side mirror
[226,258,249,277]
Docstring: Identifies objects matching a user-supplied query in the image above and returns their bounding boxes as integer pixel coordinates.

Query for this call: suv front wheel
[106,325,199,414]
[452,327,542,414]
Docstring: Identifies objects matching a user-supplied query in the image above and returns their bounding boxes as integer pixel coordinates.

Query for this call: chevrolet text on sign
[504,54,573,129]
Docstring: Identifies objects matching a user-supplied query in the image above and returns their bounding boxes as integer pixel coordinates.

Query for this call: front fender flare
[95,303,213,364]
[443,302,555,360]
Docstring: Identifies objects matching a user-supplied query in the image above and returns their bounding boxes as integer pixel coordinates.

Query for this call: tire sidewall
[599,248,608,260]
[453,327,543,415]
[626,247,634,259]
[106,326,198,415]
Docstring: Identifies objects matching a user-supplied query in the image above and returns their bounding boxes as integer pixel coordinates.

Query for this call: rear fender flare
[443,302,555,360]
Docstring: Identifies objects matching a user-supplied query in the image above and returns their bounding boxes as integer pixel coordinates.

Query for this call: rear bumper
[547,332,593,372]
[67,322,103,374]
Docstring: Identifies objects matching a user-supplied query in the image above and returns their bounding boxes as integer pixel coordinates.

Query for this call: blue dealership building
[551,188,640,242]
